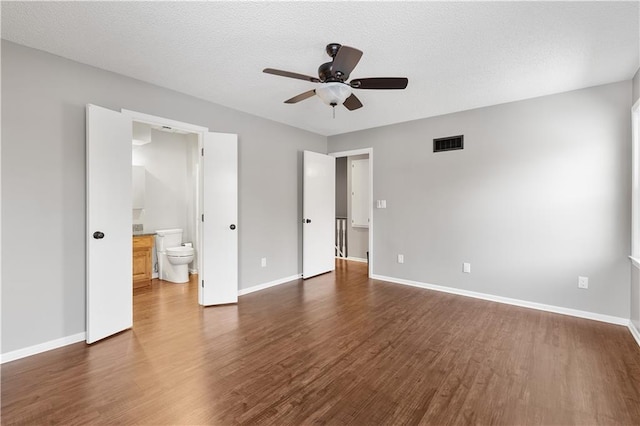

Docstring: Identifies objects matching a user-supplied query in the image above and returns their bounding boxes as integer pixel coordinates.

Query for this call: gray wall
[329,81,632,319]
[632,265,640,332]
[632,67,640,332]
[633,68,640,105]
[335,157,348,218]
[132,130,197,242]
[1,41,326,353]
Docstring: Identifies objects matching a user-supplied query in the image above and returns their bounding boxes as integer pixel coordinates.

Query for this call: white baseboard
[1,274,302,364]
[6,274,635,365]
[238,274,302,296]
[371,274,629,326]
[346,256,368,263]
[629,322,640,348]
[1,332,86,364]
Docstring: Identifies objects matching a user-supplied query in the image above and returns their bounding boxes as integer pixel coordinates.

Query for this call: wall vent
[433,135,464,153]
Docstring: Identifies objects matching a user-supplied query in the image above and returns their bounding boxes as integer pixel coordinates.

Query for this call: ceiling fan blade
[263,68,321,83]
[343,93,363,111]
[284,90,316,104]
[350,77,408,90]
[331,46,363,79]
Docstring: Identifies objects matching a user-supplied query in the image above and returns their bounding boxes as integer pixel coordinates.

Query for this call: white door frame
[121,109,208,303]
[329,148,373,277]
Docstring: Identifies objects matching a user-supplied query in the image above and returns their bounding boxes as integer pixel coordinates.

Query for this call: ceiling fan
[263,43,408,112]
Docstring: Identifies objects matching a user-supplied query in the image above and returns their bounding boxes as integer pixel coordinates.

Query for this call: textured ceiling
[2,1,638,136]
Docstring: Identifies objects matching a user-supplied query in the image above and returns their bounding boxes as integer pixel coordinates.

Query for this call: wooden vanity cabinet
[133,235,154,288]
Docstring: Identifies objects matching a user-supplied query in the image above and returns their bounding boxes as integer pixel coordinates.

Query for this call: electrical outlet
[261,257,267,268]
[578,276,588,289]
[463,263,471,273]
[397,254,404,264]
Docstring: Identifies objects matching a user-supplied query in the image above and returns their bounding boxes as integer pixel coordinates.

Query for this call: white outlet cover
[578,276,588,289]
[463,263,471,273]
[397,254,404,264]
[261,257,267,267]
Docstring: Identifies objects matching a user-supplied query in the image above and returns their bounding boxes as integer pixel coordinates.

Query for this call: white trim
[629,321,640,348]
[121,109,209,133]
[1,332,86,364]
[329,148,371,158]
[346,256,368,263]
[329,148,373,279]
[630,256,640,269]
[238,274,302,296]
[371,274,629,326]
[632,101,640,257]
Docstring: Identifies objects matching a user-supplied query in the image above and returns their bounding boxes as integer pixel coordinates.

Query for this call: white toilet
[155,229,194,283]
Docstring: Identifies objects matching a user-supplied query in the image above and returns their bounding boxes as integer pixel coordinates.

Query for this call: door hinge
[201,214,204,222]
[201,280,204,288]
[201,148,204,156]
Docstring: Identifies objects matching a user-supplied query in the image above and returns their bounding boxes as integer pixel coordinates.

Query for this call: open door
[200,132,238,305]
[303,151,335,278]
[86,104,133,343]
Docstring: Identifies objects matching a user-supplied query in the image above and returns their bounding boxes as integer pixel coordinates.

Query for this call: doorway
[130,121,200,289]
[86,104,238,344]
[330,148,373,277]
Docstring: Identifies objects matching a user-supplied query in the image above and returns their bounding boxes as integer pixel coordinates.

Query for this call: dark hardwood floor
[2,259,640,425]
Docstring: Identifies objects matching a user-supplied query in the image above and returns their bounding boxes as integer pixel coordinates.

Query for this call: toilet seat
[166,246,194,257]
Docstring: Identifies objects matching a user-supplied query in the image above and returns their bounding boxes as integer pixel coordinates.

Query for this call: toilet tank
[155,228,183,251]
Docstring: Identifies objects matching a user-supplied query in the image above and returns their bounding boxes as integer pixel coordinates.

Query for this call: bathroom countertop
[133,231,156,237]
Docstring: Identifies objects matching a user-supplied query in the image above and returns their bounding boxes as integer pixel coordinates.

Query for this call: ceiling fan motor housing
[318,62,336,82]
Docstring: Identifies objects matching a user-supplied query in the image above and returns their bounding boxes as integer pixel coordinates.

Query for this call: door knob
[304,219,311,223]
[230,224,236,230]
[93,231,105,239]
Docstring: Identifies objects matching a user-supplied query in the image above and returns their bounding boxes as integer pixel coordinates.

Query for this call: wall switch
[376,200,387,209]
[463,263,471,273]
[578,276,588,289]
[261,257,267,268]
[397,254,404,264]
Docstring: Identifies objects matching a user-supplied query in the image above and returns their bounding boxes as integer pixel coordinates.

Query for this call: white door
[303,151,335,278]
[200,132,238,305]
[86,104,132,343]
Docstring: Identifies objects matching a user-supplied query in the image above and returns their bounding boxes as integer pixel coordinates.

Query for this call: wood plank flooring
[2,259,640,425]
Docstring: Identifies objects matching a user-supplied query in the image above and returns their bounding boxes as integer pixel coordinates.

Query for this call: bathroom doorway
[131,121,200,288]
[86,104,238,343]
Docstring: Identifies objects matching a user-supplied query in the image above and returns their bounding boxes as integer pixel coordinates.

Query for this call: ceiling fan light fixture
[315,82,352,106]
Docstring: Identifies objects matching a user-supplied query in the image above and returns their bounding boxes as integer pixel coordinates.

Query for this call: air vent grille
[433,135,464,153]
